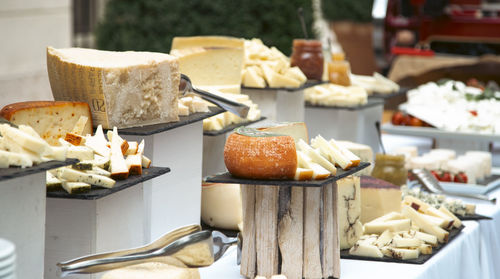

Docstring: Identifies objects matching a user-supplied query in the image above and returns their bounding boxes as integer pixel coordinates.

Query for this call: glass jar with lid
[290,39,324,81]
[371,153,407,186]
[328,52,351,86]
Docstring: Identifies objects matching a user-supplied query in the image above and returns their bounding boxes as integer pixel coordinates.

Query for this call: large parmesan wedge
[47,47,180,129]
[110,129,129,180]
[402,205,449,243]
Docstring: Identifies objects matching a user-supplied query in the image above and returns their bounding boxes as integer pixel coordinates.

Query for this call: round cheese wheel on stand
[224,127,297,180]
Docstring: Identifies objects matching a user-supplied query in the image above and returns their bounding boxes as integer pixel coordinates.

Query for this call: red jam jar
[290,39,324,81]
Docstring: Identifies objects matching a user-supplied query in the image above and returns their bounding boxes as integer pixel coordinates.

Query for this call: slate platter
[340,225,464,264]
[369,87,408,100]
[46,166,170,200]
[117,107,225,136]
[204,162,370,187]
[459,214,492,221]
[203,117,266,136]
[241,80,326,92]
[0,159,78,183]
[305,98,384,111]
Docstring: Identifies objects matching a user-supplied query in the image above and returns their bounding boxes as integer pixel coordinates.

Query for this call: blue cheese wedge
[58,167,115,188]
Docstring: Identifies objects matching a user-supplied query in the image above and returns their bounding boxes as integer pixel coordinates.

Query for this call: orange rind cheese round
[224,127,297,180]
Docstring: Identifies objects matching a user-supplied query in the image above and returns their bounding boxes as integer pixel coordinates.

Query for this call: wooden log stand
[241,183,340,279]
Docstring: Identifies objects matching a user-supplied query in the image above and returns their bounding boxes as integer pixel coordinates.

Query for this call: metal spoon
[179,74,249,118]
[212,231,238,262]
[58,230,213,277]
[411,169,496,203]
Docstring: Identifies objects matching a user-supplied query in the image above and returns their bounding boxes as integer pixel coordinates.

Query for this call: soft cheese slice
[67,145,94,161]
[107,127,129,155]
[294,167,314,180]
[0,124,49,155]
[88,166,111,177]
[46,172,63,191]
[47,47,180,129]
[419,244,433,254]
[414,231,438,247]
[85,125,110,158]
[391,235,422,248]
[381,247,419,260]
[125,141,139,155]
[370,212,405,223]
[338,176,363,249]
[311,135,351,169]
[402,205,449,243]
[438,206,462,228]
[329,138,360,167]
[58,167,115,188]
[337,140,374,175]
[424,207,454,229]
[364,219,411,234]
[297,151,330,179]
[243,66,266,88]
[349,243,383,258]
[374,230,394,248]
[110,128,129,180]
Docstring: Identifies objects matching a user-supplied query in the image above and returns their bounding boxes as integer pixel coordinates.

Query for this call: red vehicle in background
[384,0,500,61]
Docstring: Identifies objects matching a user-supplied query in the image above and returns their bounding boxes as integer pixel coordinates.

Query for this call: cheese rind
[47,47,180,129]
[360,176,402,223]
[201,183,243,230]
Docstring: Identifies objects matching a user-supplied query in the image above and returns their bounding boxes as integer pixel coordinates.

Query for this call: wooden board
[255,186,279,277]
[303,187,322,278]
[240,185,256,278]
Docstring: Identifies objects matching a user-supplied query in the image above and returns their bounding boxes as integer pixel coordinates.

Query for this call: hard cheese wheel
[224,127,297,180]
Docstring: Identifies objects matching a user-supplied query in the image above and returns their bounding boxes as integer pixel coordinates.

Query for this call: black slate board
[204,162,370,187]
[305,98,384,111]
[340,225,464,264]
[116,107,225,136]
[0,159,78,183]
[46,166,170,200]
[203,117,267,136]
[459,213,492,221]
[369,87,408,100]
[242,80,326,93]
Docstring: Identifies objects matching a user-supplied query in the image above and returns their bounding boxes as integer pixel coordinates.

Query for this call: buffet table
[200,183,500,279]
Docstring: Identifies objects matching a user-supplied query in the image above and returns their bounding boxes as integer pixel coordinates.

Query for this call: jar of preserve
[290,39,324,80]
[371,153,407,186]
[328,52,351,86]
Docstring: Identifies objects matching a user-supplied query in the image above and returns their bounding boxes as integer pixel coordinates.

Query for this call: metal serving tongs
[179,74,249,118]
[57,224,238,277]
[411,169,496,204]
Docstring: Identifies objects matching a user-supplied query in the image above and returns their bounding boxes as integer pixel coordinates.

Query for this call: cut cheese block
[402,205,449,243]
[224,127,297,180]
[297,139,337,175]
[201,183,242,230]
[110,128,129,180]
[370,212,405,224]
[360,176,402,223]
[62,181,91,194]
[294,167,314,180]
[58,167,116,188]
[374,230,393,248]
[311,136,351,170]
[242,66,266,88]
[171,36,244,50]
[171,47,244,87]
[261,64,301,88]
[258,122,308,145]
[337,140,373,175]
[363,219,411,234]
[338,176,363,249]
[438,206,462,228]
[349,243,383,258]
[198,84,241,94]
[381,247,419,260]
[47,47,180,129]
[0,101,93,146]
[390,235,422,248]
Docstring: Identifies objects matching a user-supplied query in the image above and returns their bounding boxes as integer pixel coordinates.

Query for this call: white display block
[44,185,145,279]
[202,134,227,177]
[0,174,45,279]
[305,103,384,153]
[123,122,203,242]
[242,88,305,123]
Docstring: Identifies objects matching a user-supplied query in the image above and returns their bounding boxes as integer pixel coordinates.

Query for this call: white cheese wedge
[110,128,129,180]
[85,125,110,158]
[311,136,351,169]
[88,166,111,177]
[391,235,422,248]
[374,230,394,248]
[370,212,406,223]
[420,213,449,229]
[296,150,331,179]
[414,231,438,247]
[0,124,48,155]
[178,103,190,116]
[58,167,115,188]
[285,67,307,83]
[297,139,337,175]
[125,141,139,155]
[419,244,433,255]
[67,146,94,161]
[243,66,266,88]
[125,154,142,175]
[349,243,383,258]
[328,138,360,167]
[364,219,411,235]
[438,206,462,228]
[142,155,152,168]
[381,247,419,260]
[403,196,431,212]
[337,140,374,175]
[107,127,129,155]
[0,135,43,163]
[294,167,314,180]
[45,145,68,161]
[338,176,363,249]
[0,149,9,168]
[62,181,91,194]
[46,171,63,190]
[402,205,449,243]
[5,151,33,168]
[424,207,454,229]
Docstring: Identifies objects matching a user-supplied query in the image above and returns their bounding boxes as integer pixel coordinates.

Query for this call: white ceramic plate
[0,240,14,262]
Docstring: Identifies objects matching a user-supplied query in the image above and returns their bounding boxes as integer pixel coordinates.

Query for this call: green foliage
[321,0,373,23]
[96,0,314,55]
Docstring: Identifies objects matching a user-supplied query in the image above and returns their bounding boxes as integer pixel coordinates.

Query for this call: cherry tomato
[402,114,412,126]
[469,110,478,117]
[430,170,440,181]
[409,117,424,127]
[439,171,452,182]
[454,172,468,183]
[392,111,404,125]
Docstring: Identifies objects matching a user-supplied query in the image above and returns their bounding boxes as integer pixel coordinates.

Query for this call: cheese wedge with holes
[47,47,180,129]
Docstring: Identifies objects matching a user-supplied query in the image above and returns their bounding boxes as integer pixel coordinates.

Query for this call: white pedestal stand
[0,173,46,279]
[242,88,305,124]
[305,99,384,152]
[44,185,145,279]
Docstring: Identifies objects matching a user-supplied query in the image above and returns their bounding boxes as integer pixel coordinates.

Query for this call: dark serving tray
[116,107,225,136]
[0,159,78,183]
[46,166,170,200]
[241,80,326,93]
[369,87,408,100]
[305,98,384,111]
[340,225,464,264]
[459,213,492,221]
[204,162,370,187]
[203,117,266,136]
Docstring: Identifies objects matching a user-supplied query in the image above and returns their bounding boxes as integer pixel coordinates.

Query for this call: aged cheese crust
[47,47,180,129]
[224,130,297,180]
[0,101,93,146]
